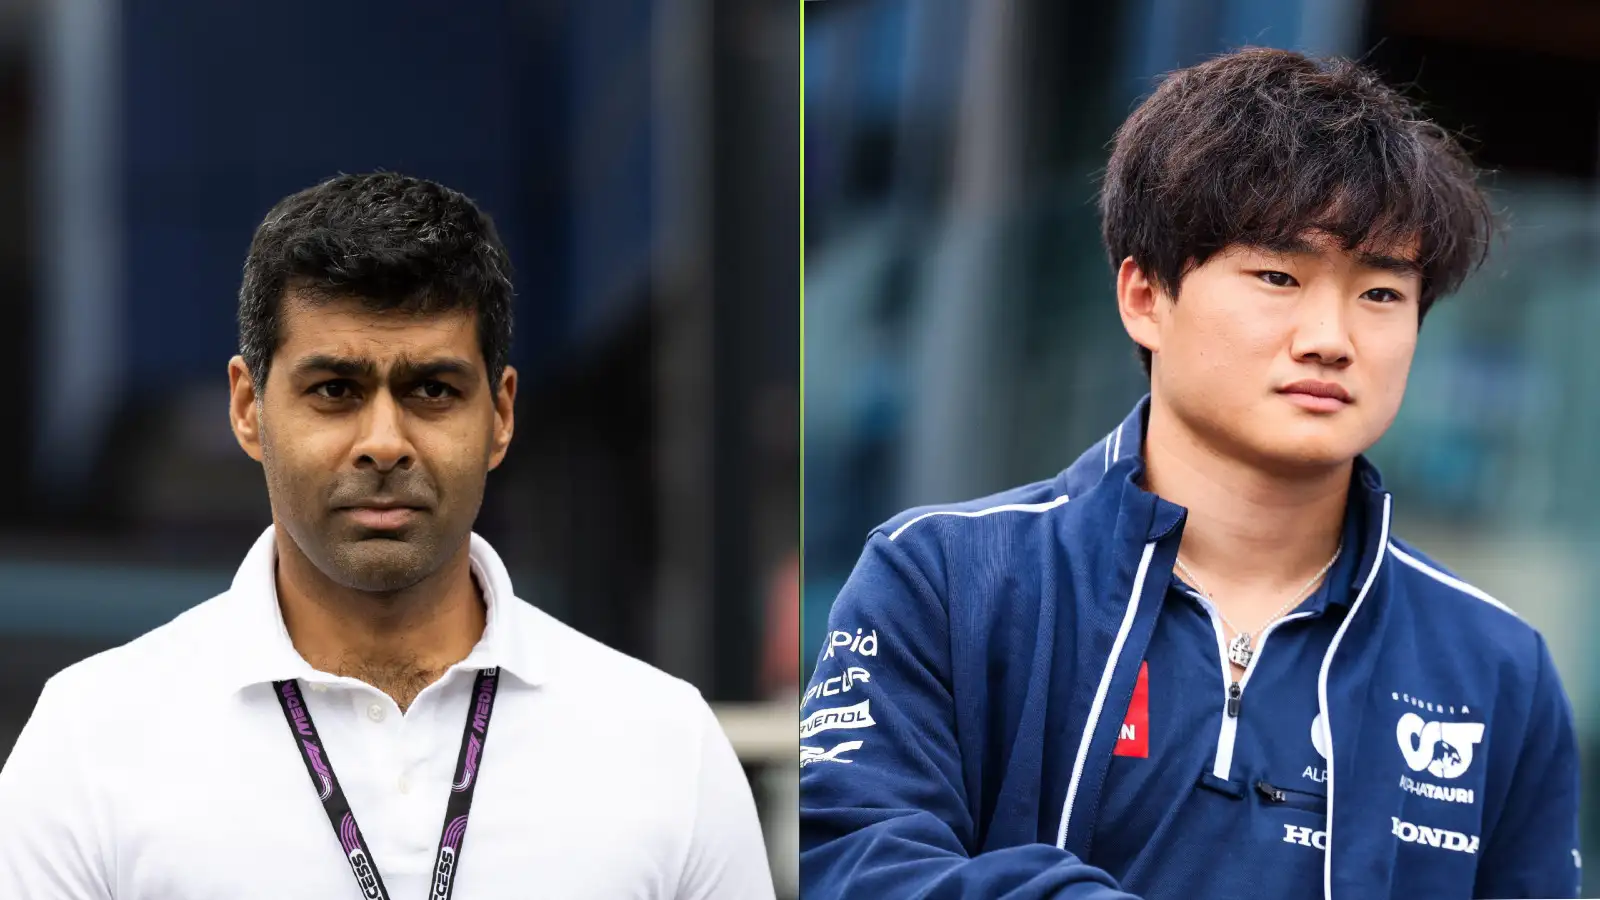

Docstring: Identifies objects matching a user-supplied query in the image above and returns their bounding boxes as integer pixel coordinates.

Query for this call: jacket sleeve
[1473,633,1582,899]
[0,674,115,899]
[800,531,1139,899]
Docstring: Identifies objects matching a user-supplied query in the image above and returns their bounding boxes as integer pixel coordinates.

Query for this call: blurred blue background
[803,0,1600,872]
[0,0,798,893]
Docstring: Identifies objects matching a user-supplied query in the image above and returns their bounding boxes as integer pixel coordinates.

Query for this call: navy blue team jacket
[800,398,1580,899]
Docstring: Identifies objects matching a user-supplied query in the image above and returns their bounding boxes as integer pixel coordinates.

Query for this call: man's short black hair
[1100,47,1494,374]
[239,171,514,391]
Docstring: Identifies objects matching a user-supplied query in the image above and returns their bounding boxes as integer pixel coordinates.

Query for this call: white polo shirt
[0,527,775,900]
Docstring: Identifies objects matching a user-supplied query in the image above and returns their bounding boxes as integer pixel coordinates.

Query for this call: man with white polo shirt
[0,172,775,900]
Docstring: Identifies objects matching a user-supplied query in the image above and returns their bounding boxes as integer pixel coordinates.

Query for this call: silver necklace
[1174,541,1342,668]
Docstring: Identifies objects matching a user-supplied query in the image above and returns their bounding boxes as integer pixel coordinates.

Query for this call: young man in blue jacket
[800,48,1581,899]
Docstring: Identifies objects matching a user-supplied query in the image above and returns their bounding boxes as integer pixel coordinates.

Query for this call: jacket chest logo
[1397,712,1484,780]
[1391,691,1483,804]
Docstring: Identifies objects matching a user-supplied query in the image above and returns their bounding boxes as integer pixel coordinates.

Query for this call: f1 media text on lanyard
[274,668,501,900]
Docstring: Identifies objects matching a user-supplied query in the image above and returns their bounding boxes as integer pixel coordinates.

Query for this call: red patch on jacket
[1114,661,1149,758]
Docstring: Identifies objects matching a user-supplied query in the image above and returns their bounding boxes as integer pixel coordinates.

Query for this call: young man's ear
[1116,257,1165,362]
[228,356,265,462]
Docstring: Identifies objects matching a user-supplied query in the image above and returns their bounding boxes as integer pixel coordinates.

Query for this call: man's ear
[1116,257,1166,361]
[487,365,517,471]
[228,356,264,462]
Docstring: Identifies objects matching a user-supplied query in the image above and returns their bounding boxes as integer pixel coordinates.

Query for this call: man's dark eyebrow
[393,357,478,382]
[291,355,377,380]
[288,355,478,382]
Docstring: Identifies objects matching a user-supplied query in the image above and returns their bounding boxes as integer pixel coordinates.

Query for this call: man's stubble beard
[316,528,447,593]
[260,445,473,598]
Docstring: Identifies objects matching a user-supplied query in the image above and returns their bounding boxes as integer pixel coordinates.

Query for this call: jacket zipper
[1255,779,1324,806]
[1189,591,1315,780]
[1256,780,1289,803]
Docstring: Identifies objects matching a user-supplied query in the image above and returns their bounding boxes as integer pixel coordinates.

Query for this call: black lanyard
[274,668,500,900]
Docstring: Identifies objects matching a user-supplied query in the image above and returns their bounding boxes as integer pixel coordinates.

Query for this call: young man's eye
[1257,271,1298,287]
[1363,287,1404,303]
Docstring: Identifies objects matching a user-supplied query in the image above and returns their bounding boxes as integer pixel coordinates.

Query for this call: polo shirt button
[367,703,387,723]
[398,773,411,794]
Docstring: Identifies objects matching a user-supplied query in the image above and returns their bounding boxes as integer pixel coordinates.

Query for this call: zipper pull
[1226,682,1242,718]
[1256,780,1287,803]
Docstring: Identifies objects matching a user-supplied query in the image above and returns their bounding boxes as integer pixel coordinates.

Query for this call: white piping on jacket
[1318,493,1392,900]
[1387,543,1519,619]
[1102,423,1126,473]
[886,495,1070,542]
[1056,540,1155,850]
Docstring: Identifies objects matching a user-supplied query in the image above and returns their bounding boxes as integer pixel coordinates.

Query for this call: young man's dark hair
[238,171,515,391]
[1100,47,1494,373]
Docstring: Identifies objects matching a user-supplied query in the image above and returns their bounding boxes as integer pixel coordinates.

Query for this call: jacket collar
[1060,395,1393,601]
[217,526,547,692]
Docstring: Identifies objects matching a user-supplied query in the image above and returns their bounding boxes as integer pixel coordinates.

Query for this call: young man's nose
[1288,288,1354,367]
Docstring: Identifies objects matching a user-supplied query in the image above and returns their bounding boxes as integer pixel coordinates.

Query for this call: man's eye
[1257,271,1298,287]
[1364,287,1404,303]
[413,381,458,401]
[313,381,356,400]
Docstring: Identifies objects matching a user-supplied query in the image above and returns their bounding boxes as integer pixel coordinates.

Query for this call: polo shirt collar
[221,526,547,692]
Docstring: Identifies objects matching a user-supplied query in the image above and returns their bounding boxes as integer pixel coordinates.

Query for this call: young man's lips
[1280,380,1351,401]
[1279,381,1352,412]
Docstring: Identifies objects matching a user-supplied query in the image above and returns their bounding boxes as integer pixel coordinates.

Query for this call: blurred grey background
[0,0,799,894]
[803,0,1600,874]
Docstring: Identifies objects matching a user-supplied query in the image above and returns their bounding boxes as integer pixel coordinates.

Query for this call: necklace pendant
[1228,633,1254,668]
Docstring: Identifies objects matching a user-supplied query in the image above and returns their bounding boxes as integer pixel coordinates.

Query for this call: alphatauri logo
[1396,712,1484,780]
[1392,817,1479,854]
